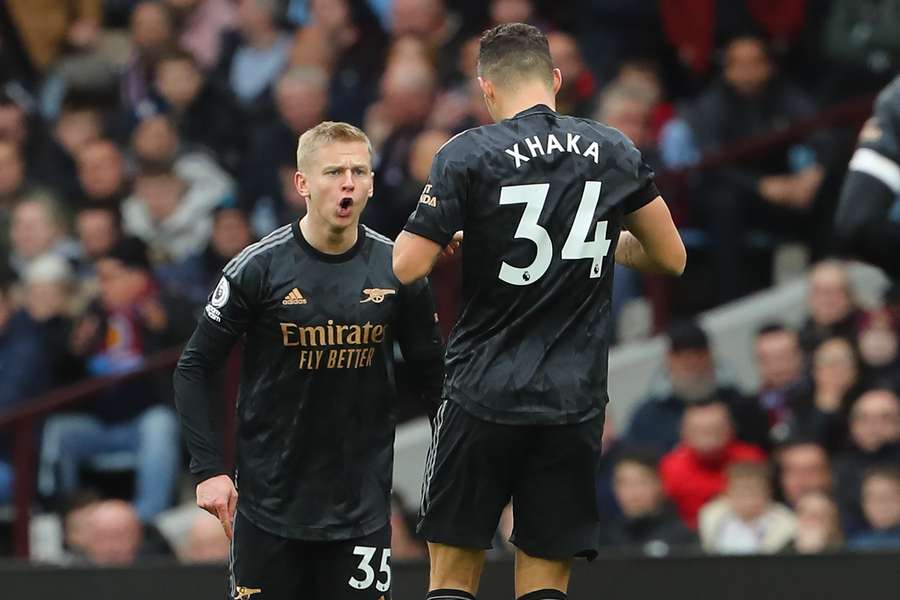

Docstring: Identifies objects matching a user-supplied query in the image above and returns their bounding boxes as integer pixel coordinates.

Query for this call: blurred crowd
[597,263,900,557]
[0,0,899,565]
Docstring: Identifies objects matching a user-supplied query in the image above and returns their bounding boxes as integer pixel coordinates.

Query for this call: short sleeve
[403,146,467,247]
[622,157,661,214]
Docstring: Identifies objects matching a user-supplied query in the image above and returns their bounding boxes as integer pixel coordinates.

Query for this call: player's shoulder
[432,126,489,166]
[567,114,639,150]
[361,225,394,250]
[223,223,294,281]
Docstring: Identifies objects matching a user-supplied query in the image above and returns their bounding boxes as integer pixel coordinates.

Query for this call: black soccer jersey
[404,104,659,425]
[173,221,443,541]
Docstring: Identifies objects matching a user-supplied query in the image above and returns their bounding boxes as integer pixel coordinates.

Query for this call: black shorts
[229,510,392,600]
[418,400,605,560]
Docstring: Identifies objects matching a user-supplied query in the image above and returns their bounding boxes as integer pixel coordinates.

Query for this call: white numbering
[499,181,610,285]
[348,546,391,592]
[376,548,391,592]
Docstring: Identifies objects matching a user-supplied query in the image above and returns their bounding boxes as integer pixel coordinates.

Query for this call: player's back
[407,104,658,425]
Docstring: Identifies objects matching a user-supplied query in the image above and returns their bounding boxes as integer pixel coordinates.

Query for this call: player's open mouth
[337,197,353,217]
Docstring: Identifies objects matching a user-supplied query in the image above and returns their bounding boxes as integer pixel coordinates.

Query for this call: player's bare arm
[616,196,686,276]
[393,230,462,285]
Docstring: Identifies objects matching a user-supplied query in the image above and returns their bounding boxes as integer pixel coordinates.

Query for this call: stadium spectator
[76,139,130,206]
[215,0,291,111]
[678,33,828,301]
[0,139,30,206]
[122,116,233,262]
[149,49,244,173]
[834,389,900,535]
[8,193,78,278]
[239,65,328,216]
[156,204,253,307]
[776,440,833,508]
[33,95,103,202]
[0,276,51,504]
[60,489,101,563]
[363,128,449,240]
[0,139,37,258]
[856,309,900,392]
[848,466,900,551]
[162,0,236,70]
[367,59,438,224]
[22,254,79,385]
[547,31,597,118]
[4,0,102,79]
[785,337,860,450]
[749,324,807,443]
[660,399,766,528]
[122,1,177,111]
[698,461,795,554]
[626,320,766,454]
[791,492,843,554]
[300,0,389,127]
[84,499,174,565]
[38,237,190,522]
[75,204,123,274]
[389,0,466,87]
[177,510,230,564]
[799,261,860,353]
[598,450,697,556]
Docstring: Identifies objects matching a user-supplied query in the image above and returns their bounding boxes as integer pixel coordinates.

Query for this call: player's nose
[340,170,355,190]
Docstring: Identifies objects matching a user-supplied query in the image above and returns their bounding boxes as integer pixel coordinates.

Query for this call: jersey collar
[512,103,556,119]
[292,220,365,263]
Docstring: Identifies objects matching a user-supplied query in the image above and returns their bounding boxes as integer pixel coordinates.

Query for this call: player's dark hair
[478,22,553,89]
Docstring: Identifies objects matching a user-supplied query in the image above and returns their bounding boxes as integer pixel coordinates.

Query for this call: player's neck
[494,89,557,121]
[298,216,358,255]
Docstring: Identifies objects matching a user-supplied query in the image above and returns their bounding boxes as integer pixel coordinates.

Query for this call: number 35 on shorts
[348,546,391,593]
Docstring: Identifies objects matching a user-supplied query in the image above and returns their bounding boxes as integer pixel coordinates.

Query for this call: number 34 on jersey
[499,180,611,286]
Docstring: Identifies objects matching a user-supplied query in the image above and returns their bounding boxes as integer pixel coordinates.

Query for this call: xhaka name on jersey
[279,319,388,370]
[504,132,601,169]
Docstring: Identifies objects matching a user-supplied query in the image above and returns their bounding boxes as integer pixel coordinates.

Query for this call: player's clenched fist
[196,474,238,540]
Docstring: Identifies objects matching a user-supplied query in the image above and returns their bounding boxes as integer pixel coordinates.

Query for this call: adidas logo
[282,288,307,305]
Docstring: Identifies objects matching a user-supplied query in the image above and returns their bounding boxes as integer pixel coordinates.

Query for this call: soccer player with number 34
[393,22,686,600]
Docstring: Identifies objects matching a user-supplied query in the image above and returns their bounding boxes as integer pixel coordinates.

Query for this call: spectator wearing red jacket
[661,399,767,528]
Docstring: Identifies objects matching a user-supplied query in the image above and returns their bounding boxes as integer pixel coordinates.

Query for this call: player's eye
[353,167,369,176]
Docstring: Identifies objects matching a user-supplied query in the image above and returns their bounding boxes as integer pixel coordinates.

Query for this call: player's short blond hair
[295,121,374,172]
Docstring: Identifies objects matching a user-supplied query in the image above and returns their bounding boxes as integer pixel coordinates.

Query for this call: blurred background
[1,0,900,598]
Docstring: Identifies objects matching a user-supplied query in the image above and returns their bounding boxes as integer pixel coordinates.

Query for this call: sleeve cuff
[192,465,230,485]
[624,182,661,214]
[403,221,453,247]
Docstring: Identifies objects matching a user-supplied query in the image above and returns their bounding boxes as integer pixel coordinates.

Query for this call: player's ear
[478,76,493,101]
[367,174,374,198]
[294,170,310,199]
[551,68,562,95]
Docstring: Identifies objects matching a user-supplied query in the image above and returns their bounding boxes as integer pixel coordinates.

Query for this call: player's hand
[196,474,238,540]
[441,231,464,258]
